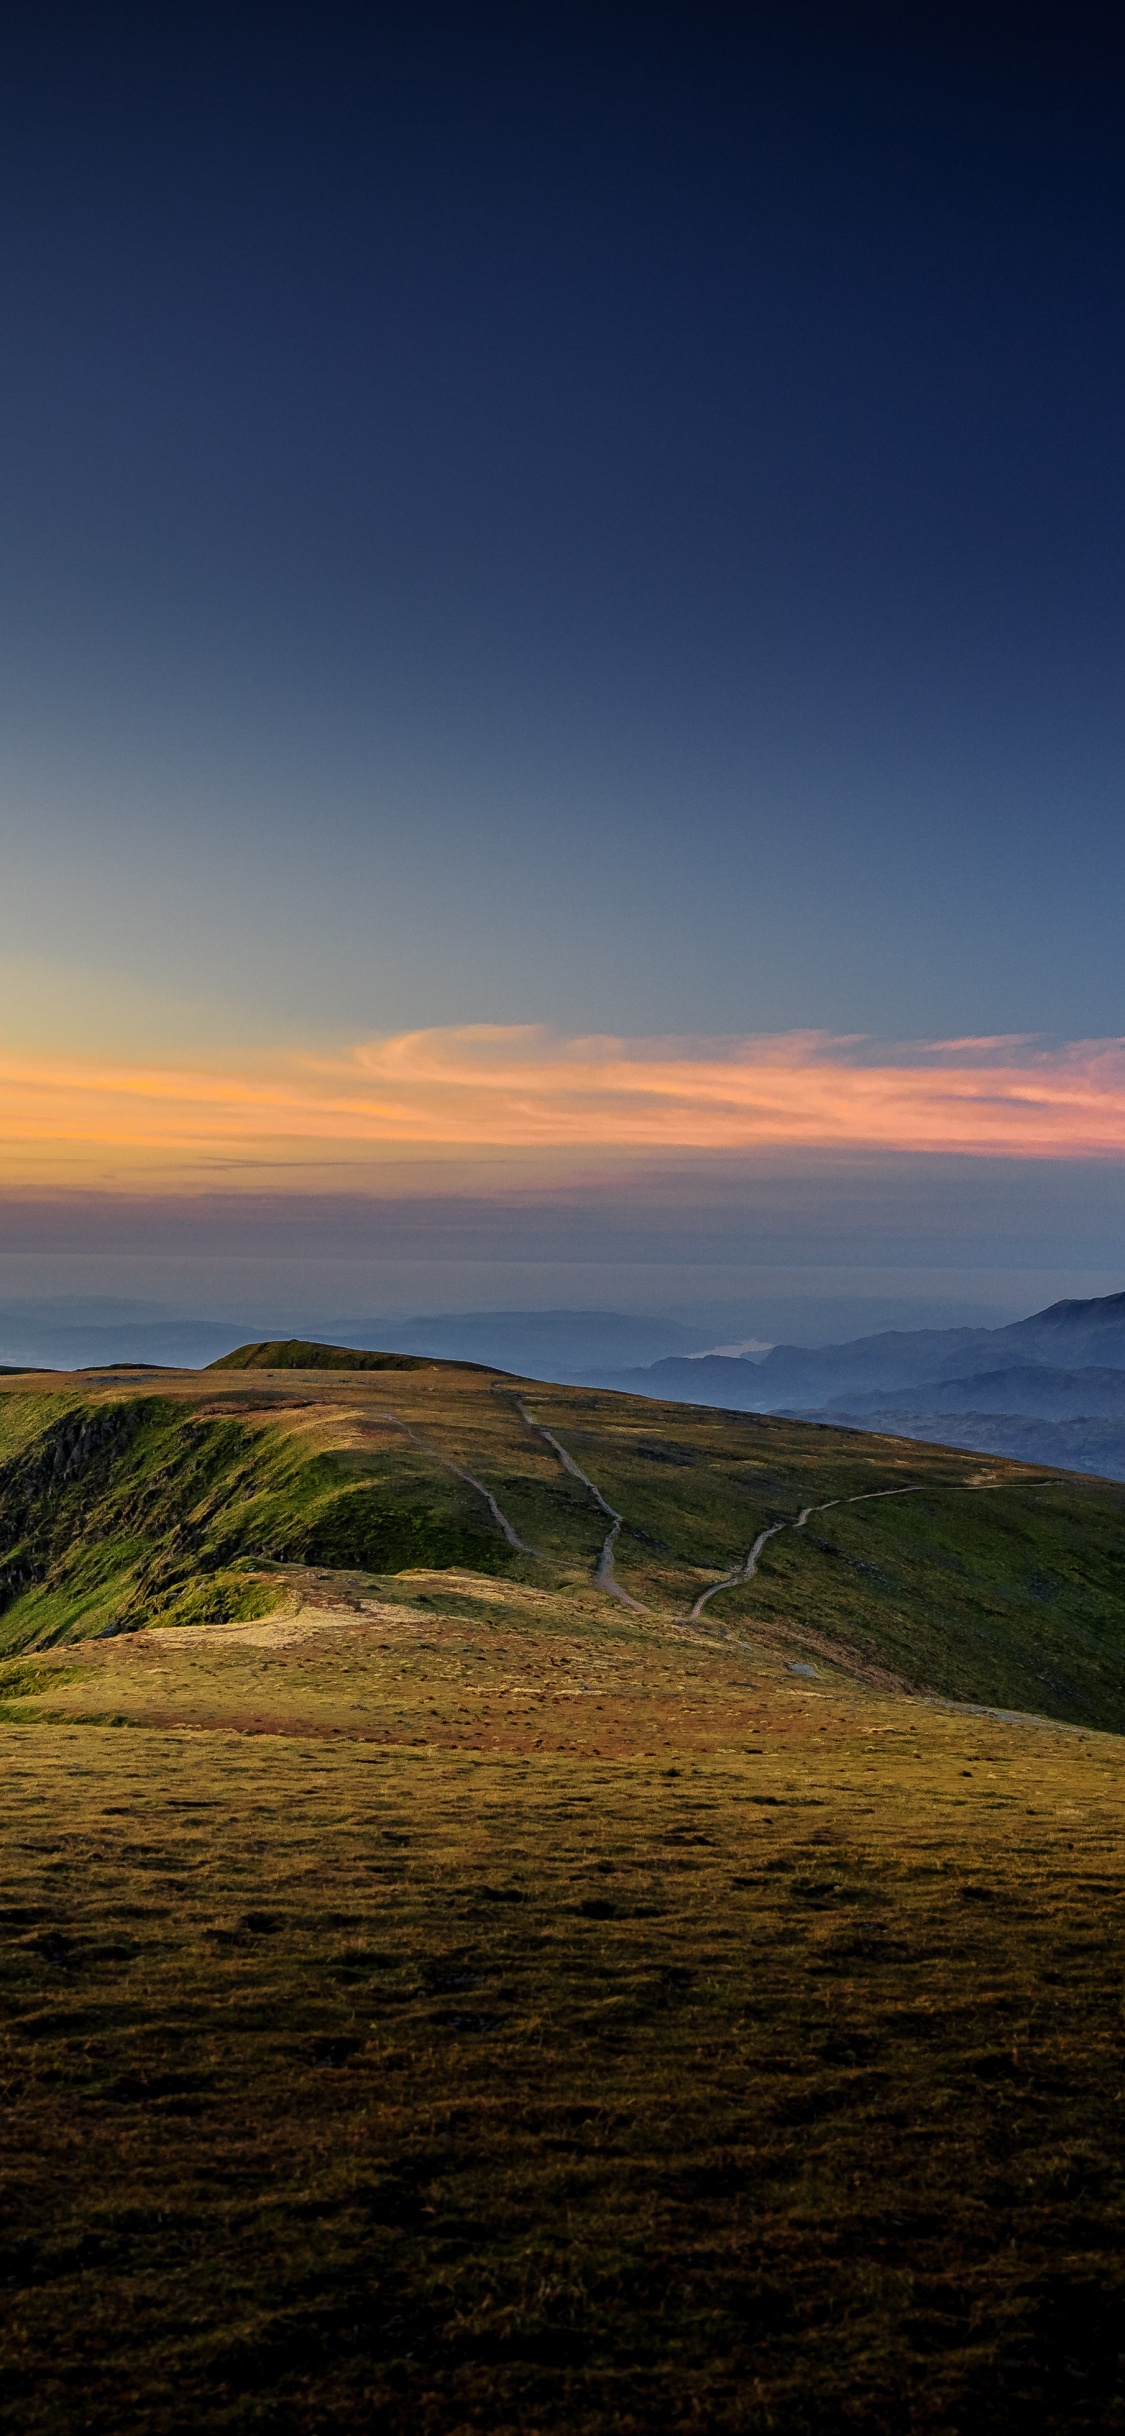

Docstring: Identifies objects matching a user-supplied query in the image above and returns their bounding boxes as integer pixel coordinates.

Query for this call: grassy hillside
[0,1355,1123,1728]
[5,1353,1125,2428]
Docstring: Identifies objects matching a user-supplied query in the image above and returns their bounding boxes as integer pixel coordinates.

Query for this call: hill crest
[207,1337,499,1375]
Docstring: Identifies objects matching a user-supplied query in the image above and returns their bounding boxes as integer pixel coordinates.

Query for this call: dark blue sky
[2,2,1124,1048]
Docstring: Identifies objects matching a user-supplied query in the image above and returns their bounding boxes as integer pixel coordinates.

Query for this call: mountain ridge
[583,1288,1125,1411]
[828,1363,1125,1422]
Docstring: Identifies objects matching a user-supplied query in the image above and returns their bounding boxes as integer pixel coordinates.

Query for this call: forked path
[515,1402,648,1612]
[384,1390,1070,1630]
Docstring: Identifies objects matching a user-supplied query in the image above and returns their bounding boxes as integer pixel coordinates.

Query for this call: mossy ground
[3,1363,1125,2428]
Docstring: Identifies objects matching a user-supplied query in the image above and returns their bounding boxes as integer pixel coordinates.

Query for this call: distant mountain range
[582,1291,1125,1482]
[0,1305,711,1379]
[8,1286,1125,1481]
[796,1410,1125,1482]
[826,1363,1125,1422]
[588,1292,1125,1402]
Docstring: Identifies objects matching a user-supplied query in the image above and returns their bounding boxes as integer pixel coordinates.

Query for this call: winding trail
[688,1476,1071,1622]
[687,1520,792,1619]
[381,1382,1073,1626]
[515,1402,648,1611]
[377,1412,535,1555]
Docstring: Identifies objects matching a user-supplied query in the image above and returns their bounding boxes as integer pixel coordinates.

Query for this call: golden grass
[3,1552,1125,2431]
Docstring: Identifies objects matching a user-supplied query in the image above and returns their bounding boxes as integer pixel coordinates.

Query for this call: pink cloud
[1,1025,1124,1188]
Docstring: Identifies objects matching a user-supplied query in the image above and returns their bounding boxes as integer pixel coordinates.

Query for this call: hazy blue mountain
[803,1409,1125,1485]
[0,1316,248,1371]
[583,1335,993,1409]
[580,1353,776,1408]
[747,1296,1125,1405]
[744,1329,992,1406]
[0,1304,710,1381]
[587,1291,1125,1414]
[8,1292,1125,1430]
[829,1364,1125,1422]
[993,1292,1125,1368]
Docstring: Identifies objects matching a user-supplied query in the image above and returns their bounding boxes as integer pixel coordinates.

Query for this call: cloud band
[2,1025,1125,1189]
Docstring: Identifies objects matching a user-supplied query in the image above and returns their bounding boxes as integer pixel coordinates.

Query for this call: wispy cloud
[3,1025,1125,1189]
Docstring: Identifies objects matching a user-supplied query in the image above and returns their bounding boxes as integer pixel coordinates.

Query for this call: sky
[2,3,1124,1341]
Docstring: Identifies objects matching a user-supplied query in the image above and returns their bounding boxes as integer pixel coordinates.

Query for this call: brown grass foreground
[4,1563,1125,2433]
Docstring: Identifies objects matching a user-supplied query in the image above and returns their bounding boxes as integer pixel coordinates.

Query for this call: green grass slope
[0,1394,529,1655]
[0,1362,1123,1729]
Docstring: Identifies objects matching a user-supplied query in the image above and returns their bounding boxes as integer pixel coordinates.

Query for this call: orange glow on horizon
[2,1024,1125,1190]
